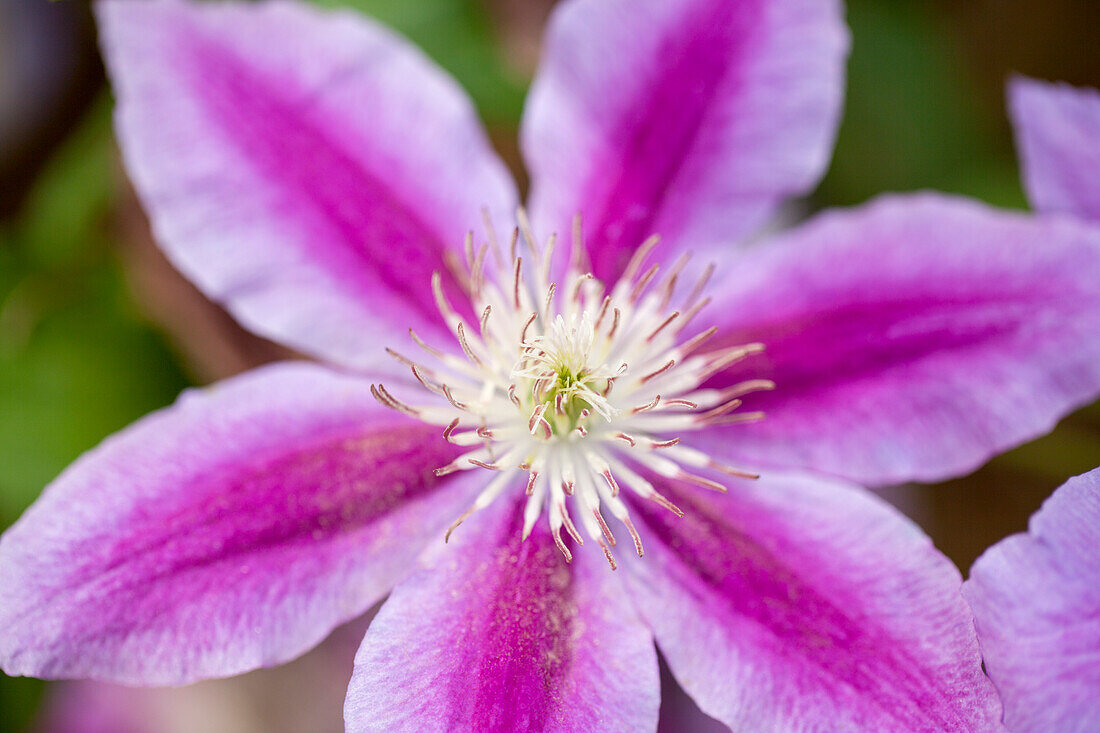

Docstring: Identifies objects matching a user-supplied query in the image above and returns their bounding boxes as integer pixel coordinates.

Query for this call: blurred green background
[1,0,1098,730]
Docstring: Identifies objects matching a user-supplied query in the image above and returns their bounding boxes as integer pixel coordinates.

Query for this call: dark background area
[1,0,1098,730]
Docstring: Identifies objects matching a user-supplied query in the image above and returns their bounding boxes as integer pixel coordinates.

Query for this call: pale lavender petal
[1010,77,1100,221]
[621,470,1002,732]
[965,468,1100,733]
[97,0,517,373]
[522,0,847,281]
[345,499,659,733]
[36,682,152,733]
[0,362,474,685]
[34,614,370,733]
[695,193,1100,486]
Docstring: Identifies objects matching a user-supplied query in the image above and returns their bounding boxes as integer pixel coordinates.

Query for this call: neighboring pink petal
[0,363,475,685]
[965,468,1100,733]
[1010,77,1100,221]
[344,499,659,733]
[96,0,517,373]
[34,615,371,733]
[522,0,848,281]
[35,682,152,733]
[694,193,1100,486]
[621,470,1003,732]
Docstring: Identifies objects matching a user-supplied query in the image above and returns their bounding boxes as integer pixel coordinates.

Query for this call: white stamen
[374,212,768,566]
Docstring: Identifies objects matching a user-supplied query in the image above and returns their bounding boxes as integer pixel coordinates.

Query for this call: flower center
[373,212,771,568]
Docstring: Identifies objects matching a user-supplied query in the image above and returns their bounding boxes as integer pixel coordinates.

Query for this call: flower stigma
[373,212,772,569]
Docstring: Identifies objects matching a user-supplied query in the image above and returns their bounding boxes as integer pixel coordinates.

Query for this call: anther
[646,311,680,342]
[676,326,718,358]
[470,243,489,296]
[677,296,712,333]
[513,257,523,309]
[479,305,492,335]
[707,411,766,426]
[607,308,621,340]
[632,395,662,414]
[720,379,777,399]
[660,253,691,309]
[593,509,616,547]
[621,234,661,284]
[622,516,644,558]
[431,271,460,325]
[649,491,685,518]
[411,365,444,395]
[571,272,594,303]
[445,507,476,542]
[697,343,765,380]
[442,384,468,410]
[553,527,573,563]
[597,538,618,571]
[371,384,419,416]
[508,227,519,263]
[649,437,681,449]
[462,231,475,268]
[519,312,538,344]
[516,208,539,262]
[614,432,637,447]
[480,207,505,265]
[455,323,483,367]
[560,502,582,543]
[697,398,743,421]
[442,418,460,443]
[385,347,427,371]
[600,469,621,498]
[686,262,715,309]
[409,328,445,358]
[708,460,759,479]
[676,470,728,493]
[641,359,676,384]
[630,264,660,303]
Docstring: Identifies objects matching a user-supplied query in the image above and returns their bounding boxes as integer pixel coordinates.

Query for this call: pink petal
[0,363,475,685]
[36,682,153,733]
[522,0,848,281]
[1010,77,1100,221]
[695,192,1100,486]
[965,468,1100,733]
[344,499,659,733]
[621,470,1002,732]
[96,0,517,373]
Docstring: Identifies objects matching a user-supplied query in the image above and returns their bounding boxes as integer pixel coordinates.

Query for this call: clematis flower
[3,0,1100,730]
[964,468,1100,733]
[958,77,1100,733]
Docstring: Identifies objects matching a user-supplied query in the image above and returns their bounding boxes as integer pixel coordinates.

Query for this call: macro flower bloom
[959,77,1100,733]
[964,468,1100,733]
[3,0,1100,730]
